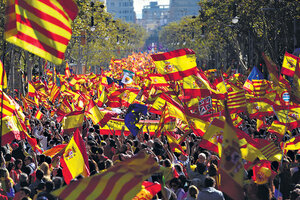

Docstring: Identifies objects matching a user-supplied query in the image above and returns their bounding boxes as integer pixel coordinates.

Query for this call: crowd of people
[0,108,299,200]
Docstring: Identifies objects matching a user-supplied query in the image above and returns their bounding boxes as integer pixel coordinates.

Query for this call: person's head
[208,164,217,177]
[105,159,113,169]
[53,177,63,190]
[256,184,271,200]
[36,169,44,180]
[45,156,52,165]
[174,164,183,174]
[163,159,171,168]
[40,162,51,177]
[0,168,9,179]
[170,178,181,190]
[196,163,206,174]
[19,187,31,199]
[204,176,215,188]
[188,185,199,198]
[45,181,54,193]
[19,173,29,184]
[24,156,33,165]
[198,153,206,164]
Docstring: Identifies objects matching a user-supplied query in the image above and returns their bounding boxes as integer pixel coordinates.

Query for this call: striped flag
[62,111,84,134]
[227,90,246,113]
[282,135,300,154]
[49,83,60,103]
[43,144,67,157]
[52,152,160,200]
[60,128,90,184]
[0,90,16,118]
[85,100,117,127]
[252,79,268,97]
[34,109,44,120]
[255,139,282,162]
[65,62,71,78]
[1,115,22,145]
[0,60,7,89]
[151,48,197,81]
[281,51,298,77]
[4,0,78,65]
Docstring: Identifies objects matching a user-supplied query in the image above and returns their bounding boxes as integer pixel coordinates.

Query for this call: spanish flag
[281,51,298,77]
[151,48,197,81]
[53,152,160,199]
[0,60,7,89]
[62,111,84,134]
[85,100,117,127]
[219,101,244,200]
[1,115,22,145]
[60,128,90,184]
[4,0,78,65]
[282,135,300,154]
[65,62,71,78]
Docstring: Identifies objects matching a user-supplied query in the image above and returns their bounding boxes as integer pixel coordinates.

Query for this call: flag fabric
[43,144,67,157]
[252,160,274,185]
[255,138,282,162]
[132,181,161,200]
[85,100,117,127]
[198,96,212,115]
[0,60,7,89]
[166,132,187,156]
[219,102,244,200]
[151,48,197,81]
[0,90,16,118]
[52,152,160,200]
[49,84,60,103]
[124,104,148,137]
[243,66,264,93]
[1,115,22,145]
[27,81,36,97]
[62,111,84,134]
[34,109,44,120]
[121,69,135,84]
[4,0,78,65]
[291,58,300,103]
[282,135,300,154]
[252,79,268,97]
[60,128,90,184]
[65,62,71,78]
[281,51,298,77]
[24,132,43,153]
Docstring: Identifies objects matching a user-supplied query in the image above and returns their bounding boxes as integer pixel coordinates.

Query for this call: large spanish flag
[53,152,160,200]
[62,111,84,134]
[60,128,90,184]
[151,48,197,81]
[219,102,244,200]
[4,0,78,65]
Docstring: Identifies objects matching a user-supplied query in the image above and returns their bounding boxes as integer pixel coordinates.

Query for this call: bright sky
[134,0,170,19]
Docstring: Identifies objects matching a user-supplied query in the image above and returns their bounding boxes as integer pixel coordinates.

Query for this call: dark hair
[53,177,63,190]
[204,176,215,187]
[256,184,271,200]
[36,169,44,180]
[45,156,52,165]
[45,181,54,193]
[4,154,12,162]
[196,163,206,174]
[164,159,171,168]
[208,164,217,176]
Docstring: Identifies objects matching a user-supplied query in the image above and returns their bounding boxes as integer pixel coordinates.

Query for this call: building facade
[106,0,136,23]
[169,0,200,22]
[141,2,169,32]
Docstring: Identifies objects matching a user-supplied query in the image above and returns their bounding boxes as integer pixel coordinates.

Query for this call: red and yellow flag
[0,60,7,89]
[62,111,84,134]
[1,115,22,145]
[53,152,160,199]
[219,102,244,200]
[4,0,78,65]
[60,128,90,184]
[34,109,44,120]
[151,48,197,81]
[281,51,298,77]
[85,100,117,127]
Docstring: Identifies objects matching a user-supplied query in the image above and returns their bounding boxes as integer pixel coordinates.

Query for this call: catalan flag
[62,111,84,134]
[34,109,44,120]
[4,0,78,65]
[243,66,264,93]
[0,90,16,118]
[151,48,197,81]
[49,83,60,103]
[281,51,298,77]
[52,152,160,200]
[0,60,7,89]
[227,90,246,113]
[60,128,90,184]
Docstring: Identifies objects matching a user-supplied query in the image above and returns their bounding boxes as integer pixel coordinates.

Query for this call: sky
[134,0,170,19]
